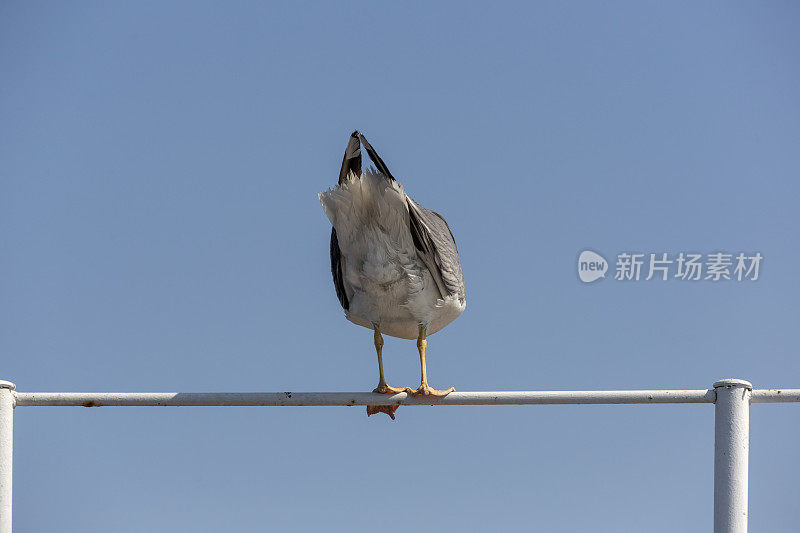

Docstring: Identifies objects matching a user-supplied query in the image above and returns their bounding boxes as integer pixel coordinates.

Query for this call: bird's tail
[321,131,405,226]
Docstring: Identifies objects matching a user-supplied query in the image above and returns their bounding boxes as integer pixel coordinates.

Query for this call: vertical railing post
[714,379,752,533]
[0,381,14,533]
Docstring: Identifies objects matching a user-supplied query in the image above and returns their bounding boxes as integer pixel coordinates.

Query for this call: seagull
[319,131,466,419]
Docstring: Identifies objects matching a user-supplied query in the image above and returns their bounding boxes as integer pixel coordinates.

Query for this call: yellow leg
[367,325,401,419]
[405,325,455,397]
[371,326,405,394]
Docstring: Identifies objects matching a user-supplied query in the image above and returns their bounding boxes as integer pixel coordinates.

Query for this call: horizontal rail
[10,389,800,408]
[4,381,798,533]
[13,389,722,407]
[750,389,800,403]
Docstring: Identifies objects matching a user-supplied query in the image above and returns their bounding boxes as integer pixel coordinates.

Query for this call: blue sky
[1,1,798,531]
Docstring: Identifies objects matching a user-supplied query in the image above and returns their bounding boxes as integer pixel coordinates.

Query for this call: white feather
[319,170,465,339]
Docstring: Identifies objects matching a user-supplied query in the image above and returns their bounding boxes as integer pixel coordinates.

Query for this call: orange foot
[405,384,456,397]
[366,404,400,420]
[366,383,405,420]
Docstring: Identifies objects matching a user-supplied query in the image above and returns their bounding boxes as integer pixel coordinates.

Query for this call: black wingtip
[338,131,362,185]
[357,132,396,182]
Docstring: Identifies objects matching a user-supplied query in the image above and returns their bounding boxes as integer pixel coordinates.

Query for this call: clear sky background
[1,2,798,531]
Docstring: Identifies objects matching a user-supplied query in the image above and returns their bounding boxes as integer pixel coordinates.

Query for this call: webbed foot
[366,382,404,419]
[405,384,456,397]
[366,404,399,419]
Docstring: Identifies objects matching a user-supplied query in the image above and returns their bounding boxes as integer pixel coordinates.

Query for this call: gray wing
[407,199,465,302]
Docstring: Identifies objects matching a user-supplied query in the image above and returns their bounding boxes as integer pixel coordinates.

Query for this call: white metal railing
[0,378,798,533]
